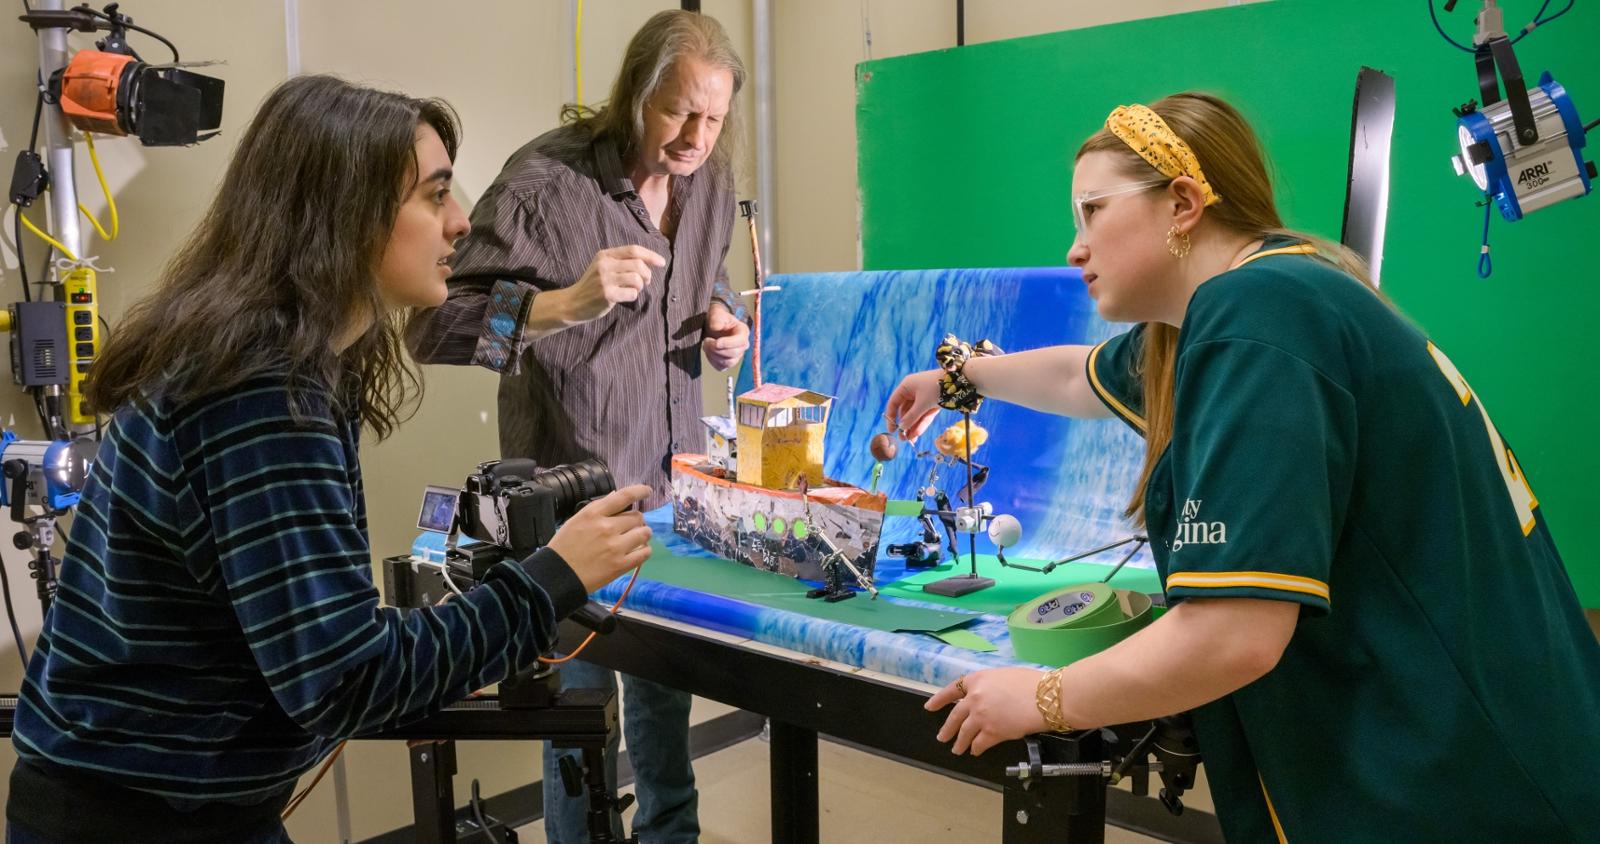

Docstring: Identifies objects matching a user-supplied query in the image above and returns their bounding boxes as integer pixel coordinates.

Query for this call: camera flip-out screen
[417,485,460,534]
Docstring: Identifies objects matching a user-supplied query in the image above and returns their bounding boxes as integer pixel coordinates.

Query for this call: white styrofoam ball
[988,513,1022,548]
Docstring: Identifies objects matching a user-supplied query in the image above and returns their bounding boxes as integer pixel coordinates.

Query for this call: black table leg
[410,740,459,844]
[769,719,819,844]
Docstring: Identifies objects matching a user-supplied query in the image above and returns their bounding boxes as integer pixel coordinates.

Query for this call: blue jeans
[542,660,698,843]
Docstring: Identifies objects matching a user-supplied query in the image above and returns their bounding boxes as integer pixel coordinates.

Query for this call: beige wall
[0,2,1246,840]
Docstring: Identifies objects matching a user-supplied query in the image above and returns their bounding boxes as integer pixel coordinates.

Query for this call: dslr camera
[385,457,620,656]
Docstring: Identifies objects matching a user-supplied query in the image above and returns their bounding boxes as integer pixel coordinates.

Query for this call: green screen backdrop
[856,0,1599,606]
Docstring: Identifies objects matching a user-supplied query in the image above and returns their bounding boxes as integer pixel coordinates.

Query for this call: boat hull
[670,454,885,584]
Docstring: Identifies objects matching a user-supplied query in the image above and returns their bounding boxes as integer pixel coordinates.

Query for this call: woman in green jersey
[890,93,1600,842]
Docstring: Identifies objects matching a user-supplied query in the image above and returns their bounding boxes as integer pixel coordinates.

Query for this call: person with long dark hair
[6,74,652,844]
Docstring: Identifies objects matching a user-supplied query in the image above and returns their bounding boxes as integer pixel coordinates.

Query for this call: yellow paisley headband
[1105,104,1221,207]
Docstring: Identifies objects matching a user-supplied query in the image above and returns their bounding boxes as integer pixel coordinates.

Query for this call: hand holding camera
[547,484,654,593]
[407,458,651,633]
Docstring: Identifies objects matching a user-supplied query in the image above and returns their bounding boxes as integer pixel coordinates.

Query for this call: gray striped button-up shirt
[407,124,739,509]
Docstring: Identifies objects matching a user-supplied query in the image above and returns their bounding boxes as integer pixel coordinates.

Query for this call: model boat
[670,385,886,584]
[669,202,883,592]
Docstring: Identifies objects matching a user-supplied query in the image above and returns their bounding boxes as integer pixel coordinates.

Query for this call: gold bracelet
[1034,668,1075,733]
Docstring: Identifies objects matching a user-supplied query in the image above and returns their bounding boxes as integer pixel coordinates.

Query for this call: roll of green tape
[1014,582,1118,629]
[1008,584,1154,667]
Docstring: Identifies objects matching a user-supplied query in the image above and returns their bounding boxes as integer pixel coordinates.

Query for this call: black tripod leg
[582,741,622,843]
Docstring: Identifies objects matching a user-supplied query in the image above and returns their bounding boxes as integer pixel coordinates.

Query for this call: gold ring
[955,676,968,698]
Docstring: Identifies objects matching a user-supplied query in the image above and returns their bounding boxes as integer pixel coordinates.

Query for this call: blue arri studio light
[1454,72,1591,222]
[1435,0,1598,276]
[0,431,96,513]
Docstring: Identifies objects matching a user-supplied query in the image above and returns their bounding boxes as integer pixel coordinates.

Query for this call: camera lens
[527,459,616,520]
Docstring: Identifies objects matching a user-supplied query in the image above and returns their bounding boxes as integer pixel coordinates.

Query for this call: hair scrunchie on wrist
[935,333,1003,413]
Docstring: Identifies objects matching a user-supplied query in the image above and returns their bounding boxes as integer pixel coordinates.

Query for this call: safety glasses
[1071,179,1169,235]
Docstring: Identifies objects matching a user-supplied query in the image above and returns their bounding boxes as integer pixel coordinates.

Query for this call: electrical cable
[77,132,118,243]
[27,82,43,156]
[1511,0,1552,42]
[32,388,62,440]
[13,84,97,272]
[125,13,181,59]
[18,212,78,264]
[13,209,30,303]
[1584,116,1600,134]
[1477,198,1494,278]
[1532,0,1575,28]
[275,541,648,822]
[13,85,47,302]
[1429,0,1571,52]
[1429,0,1478,53]
[432,561,465,601]
[470,780,491,838]
[78,6,180,63]
[29,81,50,287]
[280,741,345,820]
[31,390,47,434]
[278,556,646,816]
[1,555,30,673]
[539,563,642,665]
[416,559,468,605]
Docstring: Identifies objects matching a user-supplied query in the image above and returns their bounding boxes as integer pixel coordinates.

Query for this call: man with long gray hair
[407,9,749,842]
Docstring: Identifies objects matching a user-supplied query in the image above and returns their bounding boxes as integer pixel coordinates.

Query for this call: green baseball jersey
[1087,242,1600,842]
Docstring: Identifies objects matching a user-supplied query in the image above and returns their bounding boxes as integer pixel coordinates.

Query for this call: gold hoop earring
[1167,226,1192,259]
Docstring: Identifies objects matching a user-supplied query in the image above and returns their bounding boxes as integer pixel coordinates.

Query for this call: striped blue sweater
[11,376,585,804]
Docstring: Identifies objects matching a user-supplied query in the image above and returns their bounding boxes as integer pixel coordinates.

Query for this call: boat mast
[739,200,768,388]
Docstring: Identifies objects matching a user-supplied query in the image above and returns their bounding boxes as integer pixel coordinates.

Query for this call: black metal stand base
[923,573,996,597]
[805,586,856,602]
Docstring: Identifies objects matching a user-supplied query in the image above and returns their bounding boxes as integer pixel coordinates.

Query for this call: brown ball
[869,432,899,462]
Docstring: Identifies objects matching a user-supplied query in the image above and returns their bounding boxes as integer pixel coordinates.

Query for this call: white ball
[987,514,1022,549]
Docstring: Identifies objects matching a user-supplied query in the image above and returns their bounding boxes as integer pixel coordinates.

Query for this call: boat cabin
[734,383,832,490]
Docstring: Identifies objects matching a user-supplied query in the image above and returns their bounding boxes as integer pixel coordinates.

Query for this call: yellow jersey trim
[1085,341,1148,433]
[1260,774,1289,844]
[1235,243,1320,268]
[1165,570,1330,602]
